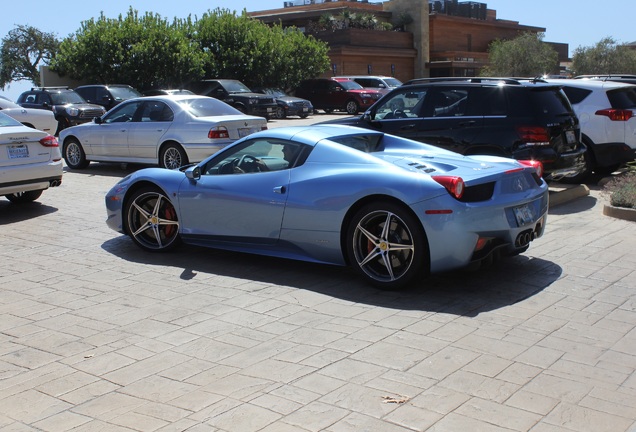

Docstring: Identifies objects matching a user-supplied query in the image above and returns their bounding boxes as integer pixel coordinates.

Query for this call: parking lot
[1,113,636,431]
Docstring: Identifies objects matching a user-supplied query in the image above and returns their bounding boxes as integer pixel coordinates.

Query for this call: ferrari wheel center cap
[379,242,389,251]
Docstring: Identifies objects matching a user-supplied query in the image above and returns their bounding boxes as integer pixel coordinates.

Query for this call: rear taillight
[518,160,544,177]
[261,124,268,131]
[208,127,229,139]
[432,176,465,199]
[516,126,550,146]
[595,109,634,121]
[39,135,59,147]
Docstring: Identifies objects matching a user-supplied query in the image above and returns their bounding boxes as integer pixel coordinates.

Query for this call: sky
[1,0,633,101]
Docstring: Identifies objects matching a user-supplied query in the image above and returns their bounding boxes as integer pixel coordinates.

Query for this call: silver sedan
[58,95,268,170]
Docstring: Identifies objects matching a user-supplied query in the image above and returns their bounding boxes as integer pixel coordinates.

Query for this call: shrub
[603,163,636,209]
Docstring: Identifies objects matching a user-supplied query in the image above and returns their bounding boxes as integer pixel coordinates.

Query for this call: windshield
[50,91,87,105]
[109,86,142,100]
[608,88,636,109]
[338,80,364,90]
[222,81,252,93]
[178,97,243,117]
[384,78,403,87]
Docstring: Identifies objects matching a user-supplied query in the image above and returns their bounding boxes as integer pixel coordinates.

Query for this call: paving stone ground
[1,115,635,431]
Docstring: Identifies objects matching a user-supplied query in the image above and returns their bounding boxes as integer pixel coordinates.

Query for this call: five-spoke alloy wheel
[347,202,427,290]
[124,187,181,251]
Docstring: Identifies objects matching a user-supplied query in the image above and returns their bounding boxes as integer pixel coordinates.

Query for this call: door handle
[273,186,286,194]
[400,124,416,131]
[459,121,476,127]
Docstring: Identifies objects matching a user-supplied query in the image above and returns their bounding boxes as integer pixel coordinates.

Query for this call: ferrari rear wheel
[124,187,181,251]
[347,201,427,290]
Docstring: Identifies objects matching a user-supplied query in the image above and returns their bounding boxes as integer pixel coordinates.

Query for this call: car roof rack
[574,74,636,81]
[31,86,70,90]
[404,77,527,85]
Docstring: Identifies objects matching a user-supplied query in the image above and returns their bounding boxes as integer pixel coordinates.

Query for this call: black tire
[5,190,43,203]
[300,114,309,119]
[346,201,428,290]
[345,100,359,115]
[274,107,286,119]
[63,138,90,169]
[160,143,188,170]
[323,108,334,114]
[124,187,181,251]
[55,117,70,136]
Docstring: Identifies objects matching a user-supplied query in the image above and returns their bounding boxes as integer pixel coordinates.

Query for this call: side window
[37,93,52,105]
[141,101,173,122]
[80,88,97,103]
[202,139,307,175]
[103,101,142,123]
[24,94,37,104]
[372,89,427,120]
[473,87,506,116]
[561,86,592,105]
[96,87,110,103]
[422,88,469,117]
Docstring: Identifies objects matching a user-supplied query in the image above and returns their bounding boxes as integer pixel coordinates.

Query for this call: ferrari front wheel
[346,201,427,290]
[124,187,181,251]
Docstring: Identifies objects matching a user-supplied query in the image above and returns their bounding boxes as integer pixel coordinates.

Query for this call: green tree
[571,37,636,75]
[0,25,60,88]
[192,9,330,89]
[481,32,559,77]
[51,8,205,90]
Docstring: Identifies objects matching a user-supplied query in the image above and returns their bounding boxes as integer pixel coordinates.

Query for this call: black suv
[324,77,586,181]
[75,84,143,111]
[16,87,106,135]
[186,79,277,118]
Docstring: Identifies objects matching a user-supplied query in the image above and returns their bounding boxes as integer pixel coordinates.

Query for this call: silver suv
[334,75,402,93]
[545,78,636,181]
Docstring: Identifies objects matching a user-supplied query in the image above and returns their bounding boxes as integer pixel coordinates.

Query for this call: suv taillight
[595,109,634,121]
[39,135,59,147]
[208,127,229,139]
[516,126,550,146]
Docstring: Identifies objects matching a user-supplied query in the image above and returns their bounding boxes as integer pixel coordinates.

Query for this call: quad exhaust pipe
[515,230,534,248]
[49,179,62,187]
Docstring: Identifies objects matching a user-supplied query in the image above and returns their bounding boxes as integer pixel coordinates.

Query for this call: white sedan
[0,95,57,135]
[58,95,268,170]
[0,112,63,203]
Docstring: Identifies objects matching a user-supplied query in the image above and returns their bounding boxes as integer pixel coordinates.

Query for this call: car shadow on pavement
[102,236,561,317]
[549,195,597,215]
[63,162,152,178]
[0,200,58,224]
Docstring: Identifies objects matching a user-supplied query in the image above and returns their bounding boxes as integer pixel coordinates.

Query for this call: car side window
[103,101,142,123]
[202,139,307,175]
[372,89,427,120]
[140,101,173,122]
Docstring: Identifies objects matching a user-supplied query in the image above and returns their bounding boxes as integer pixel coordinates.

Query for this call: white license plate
[565,130,576,144]
[267,108,273,112]
[303,107,309,112]
[238,128,253,138]
[513,204,535,226]
[8,144,29,159]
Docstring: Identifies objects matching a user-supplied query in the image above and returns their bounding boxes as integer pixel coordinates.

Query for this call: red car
[294,78,383,115]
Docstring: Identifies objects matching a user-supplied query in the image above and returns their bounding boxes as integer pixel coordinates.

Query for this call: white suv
[545,79,636,181]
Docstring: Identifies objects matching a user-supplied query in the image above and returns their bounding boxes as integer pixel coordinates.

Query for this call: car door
[177,138,296,243]
[127,101,172,160]
[414,86,484,153]
[85,101,143,157]
[365,87,429,140]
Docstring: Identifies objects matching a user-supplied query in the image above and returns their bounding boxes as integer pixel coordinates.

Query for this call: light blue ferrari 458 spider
[105,125,548,289]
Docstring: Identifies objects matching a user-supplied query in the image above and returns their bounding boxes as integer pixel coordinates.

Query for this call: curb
[603,204,636,222]
[548,183,590,207]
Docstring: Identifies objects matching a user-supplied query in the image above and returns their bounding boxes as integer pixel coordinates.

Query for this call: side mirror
[185,165,201,180]
[93,117,103,124]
